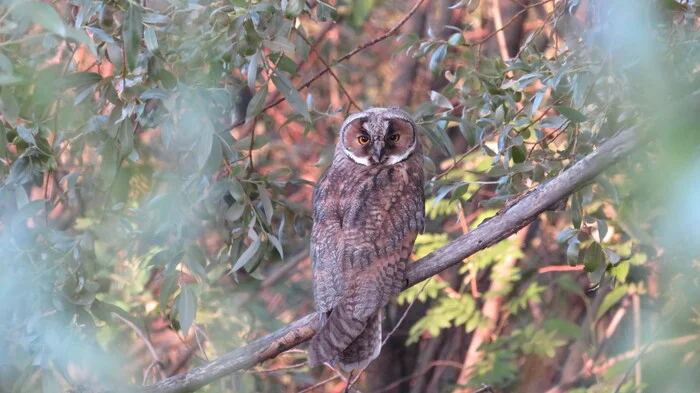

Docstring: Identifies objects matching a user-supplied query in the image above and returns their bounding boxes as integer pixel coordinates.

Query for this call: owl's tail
[307,306,382,370]
[338,311,382,371]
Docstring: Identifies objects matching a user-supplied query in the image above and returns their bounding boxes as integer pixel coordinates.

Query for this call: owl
[307,107,425,371]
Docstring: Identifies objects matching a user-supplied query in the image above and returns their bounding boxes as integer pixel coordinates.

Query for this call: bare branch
[133,126,643,393]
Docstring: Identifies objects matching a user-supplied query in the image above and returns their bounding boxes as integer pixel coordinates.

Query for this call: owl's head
[338,107,420,166]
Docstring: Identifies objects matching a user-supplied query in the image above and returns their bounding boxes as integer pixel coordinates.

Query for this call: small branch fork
[132,126,643,393]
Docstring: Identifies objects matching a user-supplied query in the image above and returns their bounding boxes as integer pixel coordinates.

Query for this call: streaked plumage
[308,107,425,371]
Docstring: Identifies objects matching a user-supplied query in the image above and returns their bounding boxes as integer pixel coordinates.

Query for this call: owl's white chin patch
[343,148,372,166]
[386,141,416,165]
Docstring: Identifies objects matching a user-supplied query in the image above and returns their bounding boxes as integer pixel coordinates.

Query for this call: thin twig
[298,375,341,393]
[294,27,360,114]
[113,313,166,380]
[244,361,307,374]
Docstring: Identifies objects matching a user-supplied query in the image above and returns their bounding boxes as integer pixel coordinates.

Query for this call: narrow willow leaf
[595,285,628,321]
[257,184,273,224]
[123,4,143,71]
[232,237,261,272]
[159,273,178,312]
[18,2,66,36]
[144,26,158,52]
[177,284,197,335]
[268,234,284,259]
[245,85,267,122]
[271,72,310,122]
[554,105,587,123]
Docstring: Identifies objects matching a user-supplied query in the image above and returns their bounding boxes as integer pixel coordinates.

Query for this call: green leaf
[144,26,158,52]
[0,74,23,85]
[583,242,605,273]
[268,234,284,259]
[610,260,630,283]
[257,184,273,224]
[177,283,197,335]
[86,27,115,44]
[429,45,448,75]
[225,202,245,222]
[554,106,587,123]
[351,0,375,27]
[271,72,310,122]
[596,285,628,321]
[196,120,214,170]
[232,237,261,272]
[186,245,209,280]
[556,228,579,244]
[511,144,527,164]
[18,2,66,36]
[430,91,453,110]
[316,1,338,21]
[60,72,102,90]
[246,85,268,122]
[566,238,580,266]
[284,0,304,17]
[543,318,583,340]
[159,273,178,312]
[123,4,143,72]
[65,27,97,56]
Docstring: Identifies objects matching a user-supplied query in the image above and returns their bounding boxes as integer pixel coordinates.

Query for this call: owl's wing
[310,172,345,314]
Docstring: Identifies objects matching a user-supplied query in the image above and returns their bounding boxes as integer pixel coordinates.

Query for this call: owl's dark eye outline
[387,134,400,143]
[358,135,370,145]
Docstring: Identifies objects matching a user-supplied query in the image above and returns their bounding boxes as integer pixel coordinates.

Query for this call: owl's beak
[371,142,385,163]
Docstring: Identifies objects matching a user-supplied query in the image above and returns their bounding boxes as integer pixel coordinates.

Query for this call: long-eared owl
[307,107,425,370]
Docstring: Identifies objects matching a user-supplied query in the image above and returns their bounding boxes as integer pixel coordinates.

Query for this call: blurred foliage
[0,0,699,392]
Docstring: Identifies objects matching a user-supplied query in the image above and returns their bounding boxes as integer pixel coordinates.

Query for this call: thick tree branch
[134,126,642,393]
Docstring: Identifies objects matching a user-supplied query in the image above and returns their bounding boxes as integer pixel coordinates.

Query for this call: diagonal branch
[133,126,643,393]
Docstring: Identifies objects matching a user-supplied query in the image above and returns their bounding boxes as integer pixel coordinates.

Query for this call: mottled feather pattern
[308,108,424,370]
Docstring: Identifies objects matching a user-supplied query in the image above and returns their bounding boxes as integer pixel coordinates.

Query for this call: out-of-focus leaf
[543,318,583,340]
[430,91,453,110]
[583,242,605,273]
[86,27,115,44]
[555,106,587,123]
[284,0,304,17]
[429,44,448,75]
[0,74,23,85]
[177,283,196,335]
[196,120,214,170]
[271,72,310,122]
[596,285,628,321]
[257,184,273,224]
[159,273,178,312]
[123,4,143,71]
[144,26,158,52]
[566,238,580,266]
[557,228,579,244]
[268,234,284,259]
[17,2,66,36]
[231,237,261,272]
[246,85,268,122]
[316,1,338,20]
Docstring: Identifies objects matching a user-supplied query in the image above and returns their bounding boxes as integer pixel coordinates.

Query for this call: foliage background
[1,0,699,392]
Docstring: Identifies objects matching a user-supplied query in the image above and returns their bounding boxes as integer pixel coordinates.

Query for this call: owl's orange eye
[388,134,400,143]
[358,136,370,145]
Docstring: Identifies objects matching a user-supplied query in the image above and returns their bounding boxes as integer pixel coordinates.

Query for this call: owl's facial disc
[341,114,416,166]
